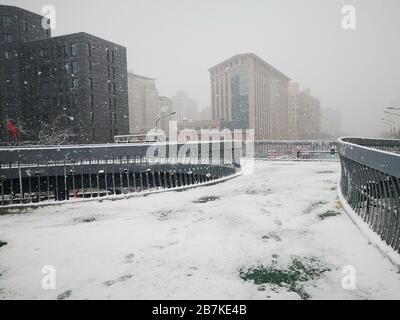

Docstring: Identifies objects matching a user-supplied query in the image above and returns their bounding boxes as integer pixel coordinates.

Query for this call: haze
[3,0,400,136]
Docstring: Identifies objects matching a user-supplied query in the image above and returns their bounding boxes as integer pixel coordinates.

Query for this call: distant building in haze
[321,108,342,138]
[127,72,160,133]
[171,91,197,123]
[209,53,290,140]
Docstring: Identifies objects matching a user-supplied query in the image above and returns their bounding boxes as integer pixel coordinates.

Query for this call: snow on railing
[0,141,241,208]
[338,137,400,253]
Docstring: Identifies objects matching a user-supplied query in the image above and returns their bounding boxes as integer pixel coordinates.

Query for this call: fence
[252,140,339,160]
[0,141,241,207]
[338,137,400,253]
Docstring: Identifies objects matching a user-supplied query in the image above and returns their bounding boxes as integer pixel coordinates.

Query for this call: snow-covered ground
[0,161,399,300]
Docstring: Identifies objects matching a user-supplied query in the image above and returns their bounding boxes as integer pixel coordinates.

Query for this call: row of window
[2,15,30,32]
[88,111,117,125]
[4,34,12,44]
[36,43,78,59]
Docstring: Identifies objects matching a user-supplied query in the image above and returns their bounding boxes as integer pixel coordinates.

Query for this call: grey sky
[4,0,400,136]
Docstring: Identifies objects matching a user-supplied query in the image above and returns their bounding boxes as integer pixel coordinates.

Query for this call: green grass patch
[193,196,220,204]
[73,217,96,223]
[318,210,341,220]
[303,201,328,214]
[239,256,330,300]
[57,290,72,300]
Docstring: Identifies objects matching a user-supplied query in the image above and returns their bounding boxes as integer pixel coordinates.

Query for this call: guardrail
[0,141,241,207]
[252,140,339,160]
[338,137,400,253]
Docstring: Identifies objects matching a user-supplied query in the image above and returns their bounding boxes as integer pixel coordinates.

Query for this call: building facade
[0,5,129,144]
[128,73,160,134]
[296,89,321,140]
[288,82,300,139]
[209,53,290,140]
[171,91,197,123]
[0,5,51,141]
[321,108,342,138]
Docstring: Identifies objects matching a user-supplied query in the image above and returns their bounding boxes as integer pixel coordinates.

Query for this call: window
[89,78,93,90]
[108,82,112,94]
[72,61,79,74]
[65,62,72,75]
[23,20,29,32]
[90,112,95,124]
[88,61,93,74]
[107,66,110,78]
[113,82,116,95]
[71,44,77,56]
[86,43,91,57]
[106,48,110,61]
[4,51,11,60]
[2,16,11,26]
[111,50,115,63]
[112,67,115,79]
[39,48,47,58]
[4,34,12,44]
[64,44,69,56]
[72,78,79,89]
[90,95,94,107]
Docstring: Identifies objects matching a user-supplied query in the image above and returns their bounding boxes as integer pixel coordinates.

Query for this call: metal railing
[0,141,242,207]
[338,137,400,252]
[252,140,339,160]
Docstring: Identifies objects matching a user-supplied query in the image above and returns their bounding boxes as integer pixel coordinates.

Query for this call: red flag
[6,120,18,140]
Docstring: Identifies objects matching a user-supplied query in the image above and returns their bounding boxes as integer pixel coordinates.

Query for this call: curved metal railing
[253,140,338,160]
[0,141,242,207]
[338,137,400,252]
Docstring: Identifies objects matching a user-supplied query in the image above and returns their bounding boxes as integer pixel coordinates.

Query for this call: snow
[0,161,399,300]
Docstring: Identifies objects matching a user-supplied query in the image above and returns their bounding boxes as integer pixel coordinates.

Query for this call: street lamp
[155,112,176,133]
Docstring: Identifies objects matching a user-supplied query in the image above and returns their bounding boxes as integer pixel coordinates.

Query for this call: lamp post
[155,112,176,133]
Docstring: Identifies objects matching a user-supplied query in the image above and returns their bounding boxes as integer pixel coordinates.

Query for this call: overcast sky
[5,0,400,136]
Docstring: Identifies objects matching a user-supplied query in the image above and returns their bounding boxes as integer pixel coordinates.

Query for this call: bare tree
[38,114,75,145]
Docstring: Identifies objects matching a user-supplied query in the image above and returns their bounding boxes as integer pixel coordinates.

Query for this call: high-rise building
[209,53,290,140]
[0,5,129,144]
[296,89,321,139]
[171,91,197,123]
[196,107,212,121]
[0,5,51,140]
[288,82,300,139]
[127,73,160,133]
[321,108,342,138]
